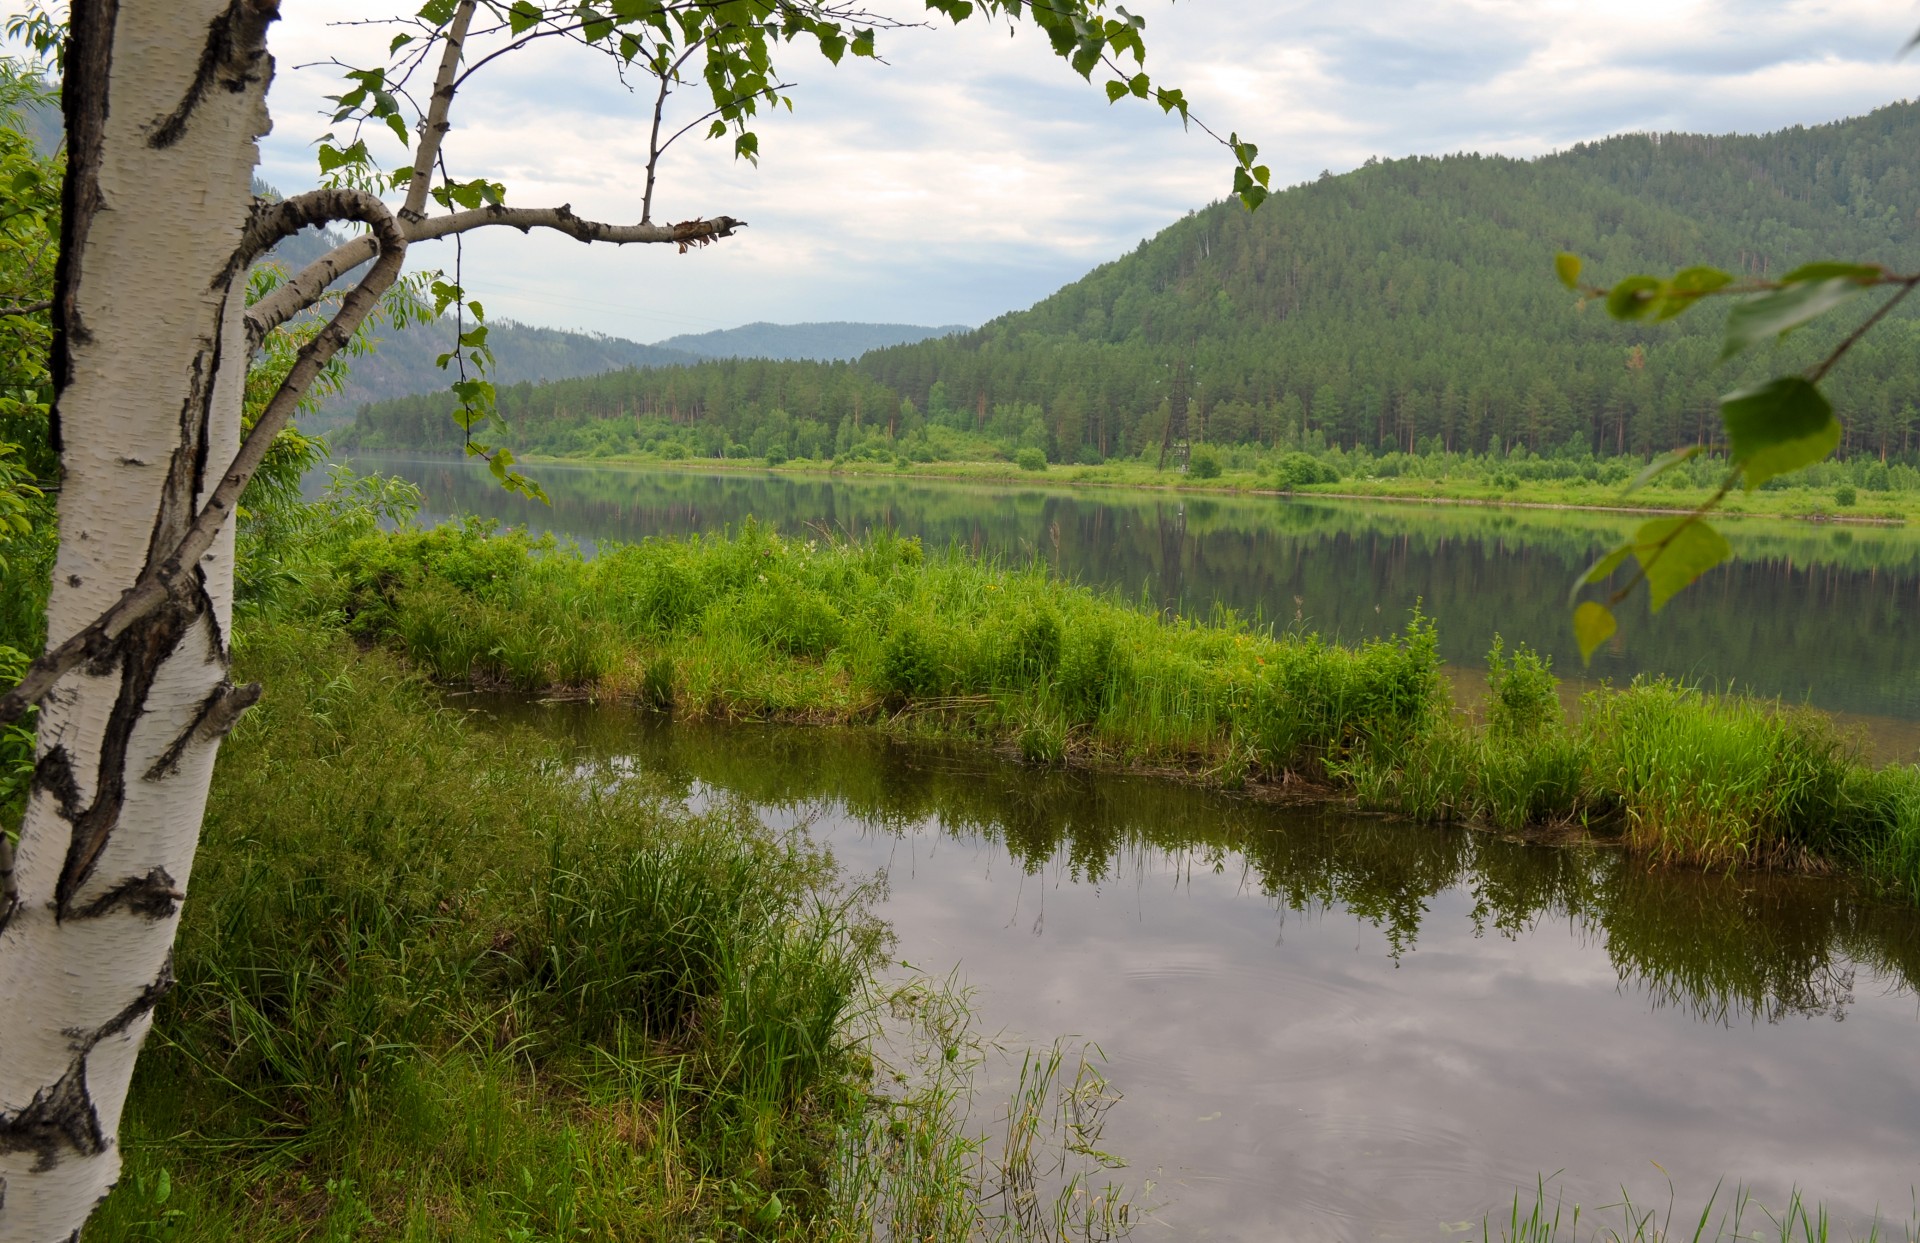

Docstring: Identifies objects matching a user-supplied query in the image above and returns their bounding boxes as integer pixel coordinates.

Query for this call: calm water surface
[481,706,1920,1241]
[355,456,1920,738]
[359,455,1920,1234]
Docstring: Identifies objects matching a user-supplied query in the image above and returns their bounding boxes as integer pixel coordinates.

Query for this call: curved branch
[0,191,407,729]
[245,206,745,340]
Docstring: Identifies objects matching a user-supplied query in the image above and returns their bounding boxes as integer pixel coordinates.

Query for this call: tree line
[345,99,1920,467]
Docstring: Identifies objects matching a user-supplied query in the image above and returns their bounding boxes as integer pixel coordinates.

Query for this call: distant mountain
[311,319,702,423]
[653,321,969,362]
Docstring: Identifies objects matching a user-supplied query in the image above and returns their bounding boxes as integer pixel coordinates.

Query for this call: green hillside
[344,100,1920,465]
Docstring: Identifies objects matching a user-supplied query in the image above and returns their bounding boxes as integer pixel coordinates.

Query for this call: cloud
[249,1,1920,340]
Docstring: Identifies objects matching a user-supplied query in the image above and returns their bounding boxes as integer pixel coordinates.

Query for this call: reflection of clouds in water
[825,819,1920,1239]
[496,709,1920,1241]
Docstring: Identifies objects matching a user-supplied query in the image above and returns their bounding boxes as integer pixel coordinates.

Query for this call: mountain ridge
[346,98,1920,463]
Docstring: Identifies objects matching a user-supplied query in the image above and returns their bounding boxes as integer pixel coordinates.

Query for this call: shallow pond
[352,456,1920,744]
[469,706,1920,1239]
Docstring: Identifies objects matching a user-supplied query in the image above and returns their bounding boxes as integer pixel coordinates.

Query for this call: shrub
[1835,484,1857,507]
[1015,447,1047,472]
[765,444,789,467]
[1274,451,1337,491]
[1484,635,1560,738]
[1188,445,1222,479]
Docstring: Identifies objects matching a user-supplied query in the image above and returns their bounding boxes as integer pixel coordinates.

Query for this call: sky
[238,1,1920,344]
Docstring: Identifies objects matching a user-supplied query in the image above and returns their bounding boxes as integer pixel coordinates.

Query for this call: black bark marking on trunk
[0,1059,106,1171]
[151,349,211,568]
[54,598,198,917]
[50,0,121,450]
[31,745,85,823]
[83,954,174,1045]
[146,0,279,150]
[0,957,174,1170]
[74,868,183,921]
[144,679,258,781]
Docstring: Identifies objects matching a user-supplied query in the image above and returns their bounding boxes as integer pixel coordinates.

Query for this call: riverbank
[514,450,1913,526]
[84,621,870,1238]
[311,520,1920,902]
[85,619,1131,1241]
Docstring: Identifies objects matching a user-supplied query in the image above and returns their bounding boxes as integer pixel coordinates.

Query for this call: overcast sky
[243,1,1920,343]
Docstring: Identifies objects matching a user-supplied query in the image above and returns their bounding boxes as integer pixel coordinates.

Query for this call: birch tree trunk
[0,2,276,1235]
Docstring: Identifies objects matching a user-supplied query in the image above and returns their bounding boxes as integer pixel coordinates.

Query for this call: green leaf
[1670,265,1733,294]
[389,33,415,53]
[1632,516,1731,612]
[1604,276,1662,321]
[417,0,458,23]
[851,28,875,57]
[1573,602,1616,665]
[386,113,410,147]
[1720,277,1862,361]
[1720,377,1840,488]
[1554,252,1581,290]
[1653,266,1735,320]
[509,0,541,33]
[1104,79,1128,103]
[1777,261,1883,284]
[1577,541,1632,588]
[1622,444,1700,495]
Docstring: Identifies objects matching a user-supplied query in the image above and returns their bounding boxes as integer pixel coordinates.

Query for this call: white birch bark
[0,2,274,1236]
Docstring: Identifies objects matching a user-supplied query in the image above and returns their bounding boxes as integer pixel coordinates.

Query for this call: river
[350,456,1920,1237]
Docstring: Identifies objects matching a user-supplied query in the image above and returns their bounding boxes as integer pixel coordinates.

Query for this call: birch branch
[244,208,744,339]
[400,0,475,223]
[0,189,406,729]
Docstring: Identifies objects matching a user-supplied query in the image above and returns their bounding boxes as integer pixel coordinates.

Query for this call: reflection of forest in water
[354,456,1920,721]
[503,705,1920,1031]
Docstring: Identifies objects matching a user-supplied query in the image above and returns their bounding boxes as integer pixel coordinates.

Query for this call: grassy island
[265,512,1920,904]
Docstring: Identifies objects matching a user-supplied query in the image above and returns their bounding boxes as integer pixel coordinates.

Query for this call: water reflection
[482,700,1920,1238]
[356,456,1920,725]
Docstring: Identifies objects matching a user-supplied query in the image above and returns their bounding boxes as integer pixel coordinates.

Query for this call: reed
[1486,1176,1916,1243]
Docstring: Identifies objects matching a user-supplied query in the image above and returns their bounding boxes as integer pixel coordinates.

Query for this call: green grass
[78,618,1146,1241]
[322,518,1445,780]
[83,621,871,1239]
[282,519,1920,901]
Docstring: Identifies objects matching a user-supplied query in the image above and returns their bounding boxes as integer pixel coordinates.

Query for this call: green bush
[1015,446,1047,472]
[1188,445,1222,479]
[1484,636,1561,738]
[764,444,788,466]
[1274,451,1337,490]
[1835,484,1857,507]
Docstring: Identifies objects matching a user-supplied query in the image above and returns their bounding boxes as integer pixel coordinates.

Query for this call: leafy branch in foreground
[1556,251,1920,661]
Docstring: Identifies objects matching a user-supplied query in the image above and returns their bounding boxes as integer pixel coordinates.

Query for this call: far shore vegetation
[513,440,1914,524]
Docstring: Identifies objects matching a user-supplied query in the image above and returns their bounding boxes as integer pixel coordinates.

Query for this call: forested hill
[312,319,700,426]
[654,321,970,361]
[345,100,1920,463]
[861,99,1920,459]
